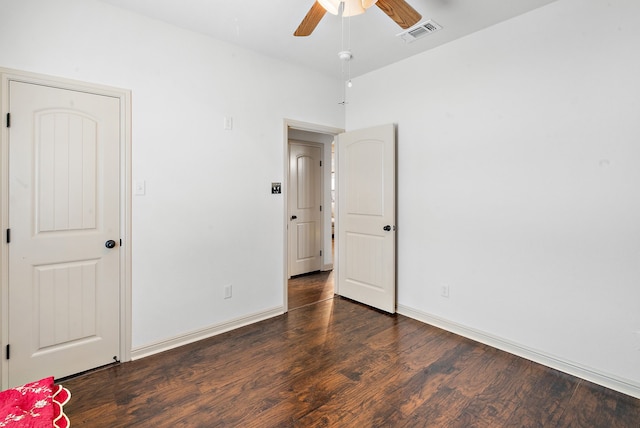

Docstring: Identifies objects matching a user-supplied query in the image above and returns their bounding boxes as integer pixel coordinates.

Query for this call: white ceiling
[97,0,557,79]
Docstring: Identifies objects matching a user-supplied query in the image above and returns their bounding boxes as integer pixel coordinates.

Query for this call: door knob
[291,215,297,220]
[383,225,392,231]
[105,240,117,249]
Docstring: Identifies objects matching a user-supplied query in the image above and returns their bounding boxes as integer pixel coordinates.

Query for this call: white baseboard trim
[131,306,285,361]
[321,263,334,272]
[397,304,640,399]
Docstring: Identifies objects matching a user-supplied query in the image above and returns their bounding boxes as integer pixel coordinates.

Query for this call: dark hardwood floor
[288,270,334,310]
[61,297,640,427]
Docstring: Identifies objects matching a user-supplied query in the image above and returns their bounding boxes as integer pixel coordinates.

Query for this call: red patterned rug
[0,377,71,427]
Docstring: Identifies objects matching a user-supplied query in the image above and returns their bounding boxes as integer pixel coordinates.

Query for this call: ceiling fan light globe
[361,0,378,9]
[318,0,341,15]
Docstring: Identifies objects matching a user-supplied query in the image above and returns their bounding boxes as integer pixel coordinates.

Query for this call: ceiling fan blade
[375,0,422,29]
[294,1,327,37]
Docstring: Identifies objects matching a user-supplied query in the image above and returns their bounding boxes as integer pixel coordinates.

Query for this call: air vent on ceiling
[397,20,442,43]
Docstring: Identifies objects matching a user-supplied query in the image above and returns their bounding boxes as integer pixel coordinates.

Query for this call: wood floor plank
[503,367,577,427]
[60,297,640,427]
[288,270,334,309]
[454,356,540,426]
[557,379,640,428]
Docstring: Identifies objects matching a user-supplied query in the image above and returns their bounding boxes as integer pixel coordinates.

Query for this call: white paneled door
[337,124,396,313]
[288,142,323,277]
[8,81,121,387]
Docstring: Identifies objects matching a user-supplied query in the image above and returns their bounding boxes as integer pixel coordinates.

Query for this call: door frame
[283,119,343,311]
[0,68,132,389]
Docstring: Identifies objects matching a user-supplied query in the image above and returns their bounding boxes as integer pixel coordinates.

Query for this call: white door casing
[288,141,323,277]
[337,124,396,313]
[0,69,132,389]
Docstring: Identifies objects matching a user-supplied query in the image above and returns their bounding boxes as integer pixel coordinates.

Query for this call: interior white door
[8,81,121,387]
[337,124,396,313]
[288,142,323,277]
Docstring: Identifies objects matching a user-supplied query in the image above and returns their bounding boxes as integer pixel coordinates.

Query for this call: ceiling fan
[294,0,422,36]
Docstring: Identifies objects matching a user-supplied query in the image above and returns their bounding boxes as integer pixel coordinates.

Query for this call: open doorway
[284,120,343,311]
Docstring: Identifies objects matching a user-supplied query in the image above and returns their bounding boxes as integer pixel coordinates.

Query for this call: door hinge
[5,344,9,360]
[120,239,122,246]
[6,113,10,128]
[5,228,10,244]
[320,250,323,257]
[320,160,322,167]
[320,205,322,212]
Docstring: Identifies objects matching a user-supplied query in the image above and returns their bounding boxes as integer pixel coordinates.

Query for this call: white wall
[0,0,343,349]
[3,0,639,399]
[346,0,640,395]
